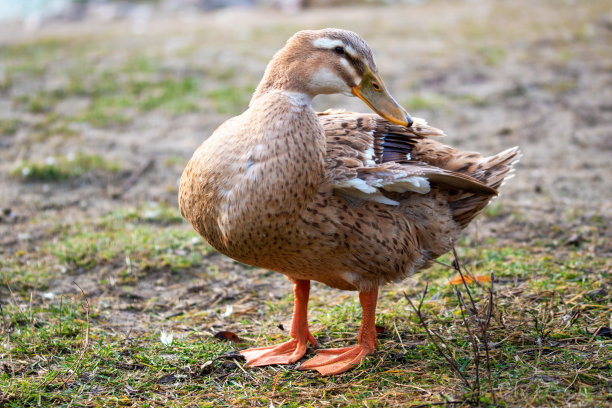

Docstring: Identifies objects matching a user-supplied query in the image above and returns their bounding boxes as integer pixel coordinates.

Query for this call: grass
[0,119,19,135]
[403,94,449,112]
[2,37,254,130]
[15,91,60,114]
[12,153,121,182]
[48,203,210,272]
[207,85,256,115]
[475,46,507,67]
[2,207,610,406]
[28,115,79,141]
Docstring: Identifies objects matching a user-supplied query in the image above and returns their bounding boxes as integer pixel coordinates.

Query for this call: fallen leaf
[448,274,491,285]
[375,325,386,334]
[214,331,241,343]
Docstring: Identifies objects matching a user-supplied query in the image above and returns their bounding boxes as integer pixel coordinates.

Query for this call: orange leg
[299,287,378,376]
[240,279,317,367]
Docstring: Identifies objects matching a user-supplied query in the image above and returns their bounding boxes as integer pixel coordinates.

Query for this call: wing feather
[319,112,496,206]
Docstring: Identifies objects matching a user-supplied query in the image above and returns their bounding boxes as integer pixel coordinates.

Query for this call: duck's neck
[250,48,316,103]
[245,89,326,212]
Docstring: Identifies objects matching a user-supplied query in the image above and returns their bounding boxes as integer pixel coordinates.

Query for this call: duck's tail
[412,140,521,229]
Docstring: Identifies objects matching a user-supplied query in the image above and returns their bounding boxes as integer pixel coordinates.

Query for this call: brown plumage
[179,28,520,375]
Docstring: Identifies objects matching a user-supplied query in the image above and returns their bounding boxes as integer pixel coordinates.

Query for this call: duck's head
[254,28,413,127]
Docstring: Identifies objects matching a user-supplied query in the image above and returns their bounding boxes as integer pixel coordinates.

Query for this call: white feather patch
[334,178,377,194]
[340,271,362,286]
[364,144,376,166]
[279,91,311,107]
[333,178,399,205]
[373,176,430,194]
[333,175,430,205]
[312,38,357,57]
[335,187,399,206]
[313,37,344,49]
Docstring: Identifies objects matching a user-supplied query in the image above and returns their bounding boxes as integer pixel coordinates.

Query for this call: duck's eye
[334,46,345,55]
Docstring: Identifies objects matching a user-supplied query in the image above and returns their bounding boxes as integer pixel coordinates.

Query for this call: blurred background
[2,0,611,224]
[2,0,611,293]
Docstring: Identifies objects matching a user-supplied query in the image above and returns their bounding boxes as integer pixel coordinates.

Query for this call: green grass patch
[30,118,79,141]
[0,37,64,61]
[70,72,202,126]
[0,118,19,135]
[452,93,489,108]
[2,241,609,406]
[0,255,55,293]
[15,90,61,114]
[12,153,121,182]
[544,79,578,94]
[476,46,507,66]
[403,93,449,112]
[5,46,204,128]
[137,76,200,113]
[207,85,255,115]
[48,203,211,273]
[75,94,133,127]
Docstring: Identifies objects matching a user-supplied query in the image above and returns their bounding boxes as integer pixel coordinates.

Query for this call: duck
[179,28,520,376]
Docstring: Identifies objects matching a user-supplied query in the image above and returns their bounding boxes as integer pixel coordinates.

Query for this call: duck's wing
[319,111,497,206]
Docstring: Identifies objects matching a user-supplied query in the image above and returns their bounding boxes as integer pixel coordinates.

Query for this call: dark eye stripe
[344,54,365,78]
[328,46,364,77]
[336,65,356,88]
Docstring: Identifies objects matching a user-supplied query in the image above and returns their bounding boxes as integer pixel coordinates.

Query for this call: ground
[1,0,611,407]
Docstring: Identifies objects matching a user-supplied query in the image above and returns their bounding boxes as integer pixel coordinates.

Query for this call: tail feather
[449,146,520,228]
[473,146,521,190]
[412,140,521,229]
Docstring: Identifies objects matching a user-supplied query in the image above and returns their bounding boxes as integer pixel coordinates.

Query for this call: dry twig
[404,284,471,389]
[406,246,499,404]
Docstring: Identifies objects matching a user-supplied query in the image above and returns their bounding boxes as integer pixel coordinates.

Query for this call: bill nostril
[406,115,413,127]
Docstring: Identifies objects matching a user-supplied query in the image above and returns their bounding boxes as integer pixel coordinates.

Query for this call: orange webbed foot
[299,288,379,376]
[241,280,317,367]
[240,334,317,367]
[298,344,374,375]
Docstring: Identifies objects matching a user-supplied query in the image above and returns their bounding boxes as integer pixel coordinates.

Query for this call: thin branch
[410,401,464,408]
[111,158,155,199]
[455,289,480,397]
[404,288,471,389]
[452,246,478,314]
[482,272,497,403]
[419,250,455,269]
[416,246,499,402]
